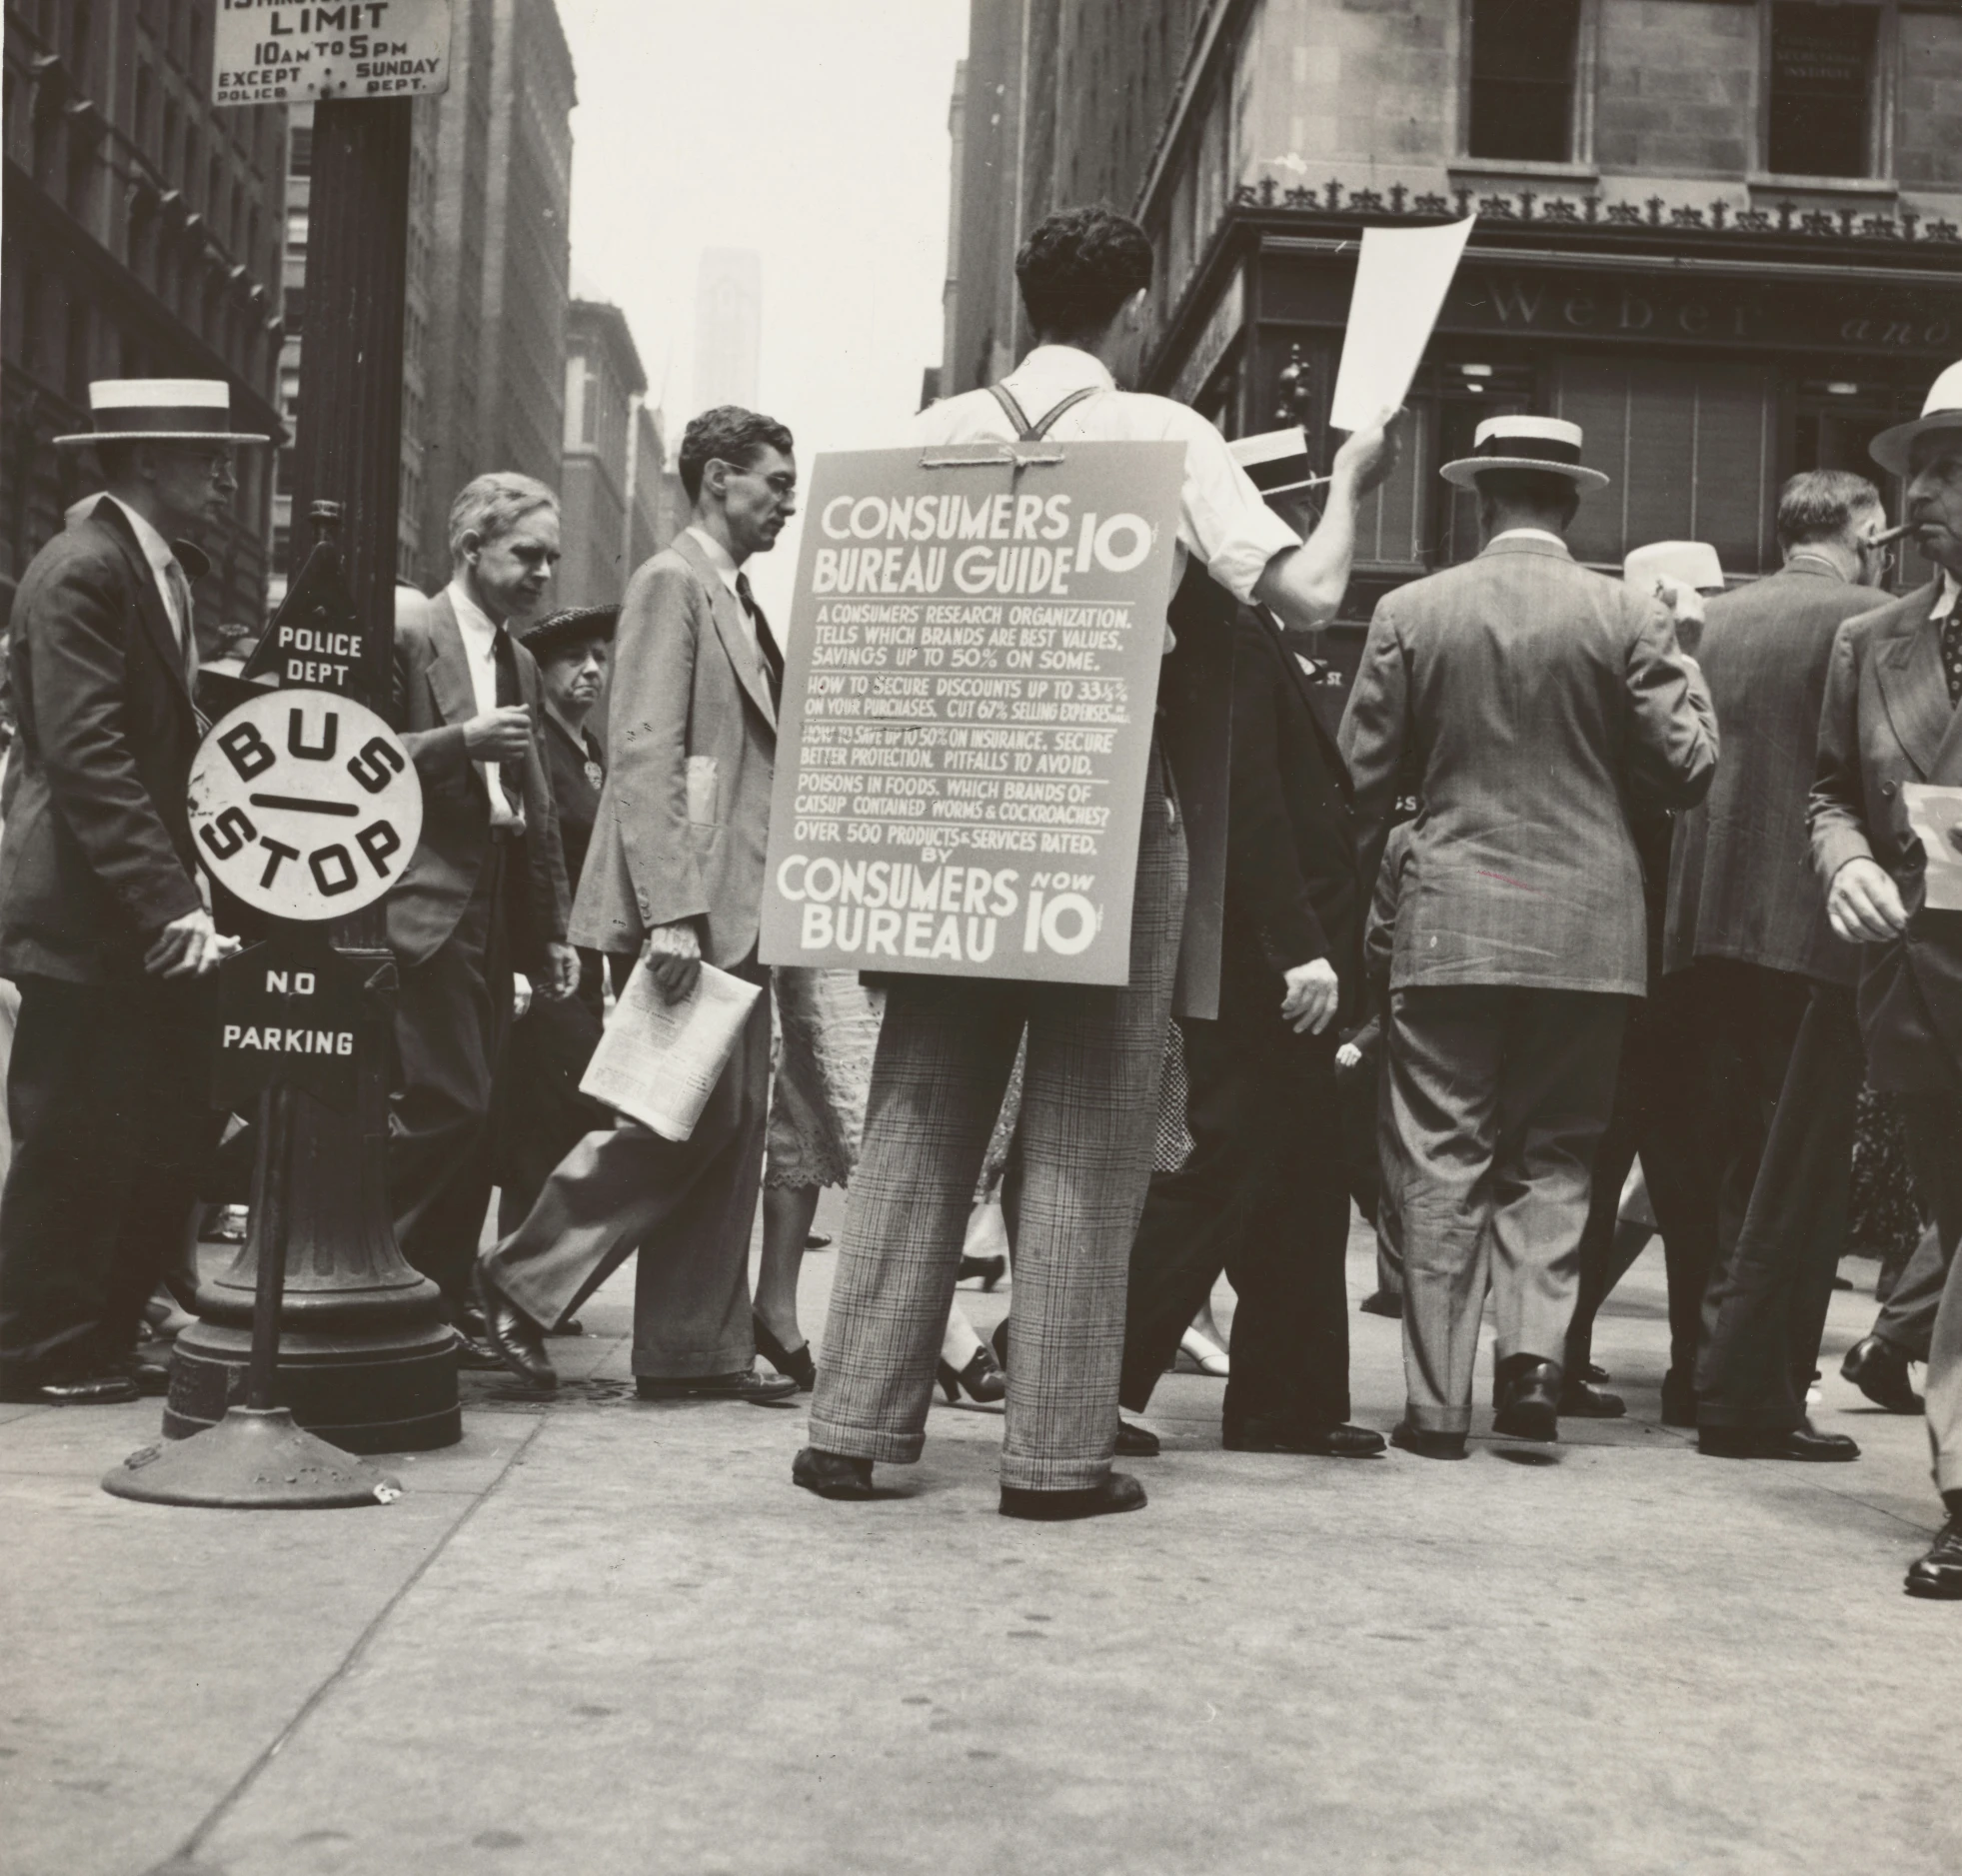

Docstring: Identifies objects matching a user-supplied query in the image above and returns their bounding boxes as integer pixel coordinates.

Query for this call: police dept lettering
[760,442,1181,987]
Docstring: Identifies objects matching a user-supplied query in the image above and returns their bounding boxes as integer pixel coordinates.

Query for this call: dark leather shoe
[1358,1289,1402,1319]
[124,1355,171,1398]
[1389,1419,1465,1460]
[792,1447,876,1499]
[1223,1413,1385,1456]
[990,1315,1009,1373]
[1114,1416,1160,1457]
[1842,1335,1923,1414]
[1492,1355,1560,1441]
[958,1253,1006,1291]
[1659,1371,1698,1428]
[477,1269,557,1388]
[1584,1361,1610,1384]
[999,1472,1146,1520]
[1699,1421,1859,1461]
[1905,1513,1962,1599]
[938,1343,1006,1404]
[1559,1379,1625,1418]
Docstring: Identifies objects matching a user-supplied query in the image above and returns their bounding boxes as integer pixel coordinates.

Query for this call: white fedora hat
[1870,361,1962,479]
[1624,541,1724,594]
[1440,415,1609,491]
[55,378,271,449]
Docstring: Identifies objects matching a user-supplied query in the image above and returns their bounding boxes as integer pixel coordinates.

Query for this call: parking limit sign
[188,690,422,921]
[212,0,453,107]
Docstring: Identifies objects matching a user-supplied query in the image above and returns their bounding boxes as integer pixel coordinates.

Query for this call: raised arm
[1622,599,1719,816]
[1251,411,1402,631]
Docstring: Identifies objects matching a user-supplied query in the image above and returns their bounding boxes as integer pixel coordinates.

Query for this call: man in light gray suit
[477,408,799,1403]
[1341,416,1718,1458]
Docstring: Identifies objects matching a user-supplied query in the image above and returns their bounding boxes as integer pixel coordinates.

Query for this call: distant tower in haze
[692,249,762,414]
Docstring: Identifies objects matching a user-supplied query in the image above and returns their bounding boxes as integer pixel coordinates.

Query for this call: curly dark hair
[1015,206,1155,342]
[679,406,795,503]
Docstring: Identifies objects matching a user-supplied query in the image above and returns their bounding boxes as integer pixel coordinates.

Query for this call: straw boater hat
[1623,541,1724,594]
[1439,415,1609,492]
[516,604,619,663]
[1869,360,1962,479]
[54,378,270,449]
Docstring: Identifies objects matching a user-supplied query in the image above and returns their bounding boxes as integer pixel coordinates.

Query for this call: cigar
[1869,521,1915,546]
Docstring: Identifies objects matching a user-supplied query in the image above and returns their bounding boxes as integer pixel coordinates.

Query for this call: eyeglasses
[718,460,797,499]
[1859,537,1896,574]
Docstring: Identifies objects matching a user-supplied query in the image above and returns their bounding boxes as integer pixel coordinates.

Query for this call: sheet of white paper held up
[1903,784,1962,912]
[580,957,763,1141]
[1327,216,1477,433]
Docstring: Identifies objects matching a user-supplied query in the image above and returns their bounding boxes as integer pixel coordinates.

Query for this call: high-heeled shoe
[938,1342,1006,1403]
[1179,1327,1229,1377]
[957,1253,1006,1291]
[753,1315,817,1392]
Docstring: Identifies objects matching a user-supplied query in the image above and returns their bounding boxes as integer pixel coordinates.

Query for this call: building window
[1767,1,1879,179]
[1466,0,1581,164]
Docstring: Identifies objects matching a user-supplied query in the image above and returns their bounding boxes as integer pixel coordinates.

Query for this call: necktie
[1943,610,1962,709]
[490,628,528,829]
[735,571,784,707]
[165,559,199,689]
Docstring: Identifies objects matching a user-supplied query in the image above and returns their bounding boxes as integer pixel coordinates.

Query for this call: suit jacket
[1339,534,1718,996]
[1809,580,1962,1091]
[572,532,776,966]
[0,500,206,983]
[1222,610,1365,1020]
[387,590,569,971]
[1665,562,1876,987]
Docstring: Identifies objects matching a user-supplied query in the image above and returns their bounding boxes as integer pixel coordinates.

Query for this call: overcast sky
[557,0,971,617]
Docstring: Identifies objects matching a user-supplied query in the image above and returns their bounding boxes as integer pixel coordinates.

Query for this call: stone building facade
[2,0,287,627]
[558,298,646,610]
[947,0,1962,629]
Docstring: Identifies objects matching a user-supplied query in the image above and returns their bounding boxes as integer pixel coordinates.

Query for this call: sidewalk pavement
[3,1203,1956,1876]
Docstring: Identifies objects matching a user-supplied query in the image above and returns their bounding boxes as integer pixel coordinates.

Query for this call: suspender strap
[985,382,1100,442]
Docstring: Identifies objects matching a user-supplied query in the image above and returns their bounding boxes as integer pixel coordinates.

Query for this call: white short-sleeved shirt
[909,345,1300,607]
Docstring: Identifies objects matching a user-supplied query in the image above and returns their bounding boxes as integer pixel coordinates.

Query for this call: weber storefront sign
[212,0,453,106]
[759,442,1182,987]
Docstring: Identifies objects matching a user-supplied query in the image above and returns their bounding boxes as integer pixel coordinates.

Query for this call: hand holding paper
[581,957,763,1141]
[1904,784,1962,912]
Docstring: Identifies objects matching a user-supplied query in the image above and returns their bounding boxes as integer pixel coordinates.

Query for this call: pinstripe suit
[1341,533,1718,1432]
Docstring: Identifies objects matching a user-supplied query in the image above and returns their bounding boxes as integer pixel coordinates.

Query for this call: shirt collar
[1488,527,1567,548]
[1005,345,1117,400]
[1783,549,1848,583]
[104,495,178,574]
[445,578,501,642]
[686,524,743,595]
[1934,571,1961,623]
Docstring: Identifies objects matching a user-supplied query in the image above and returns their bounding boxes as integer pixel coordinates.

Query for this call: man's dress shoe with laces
[1697,1421,1859,1461]
[1492,1356,1560,1441]
[792,1447,876,1499]
[1223,1413,1386,1456]
[998,1472,1147,1521]
[1389,1419,1466,1460]
[1841,1335,1923,1413]
[1558,1379,1625,1418]
[1905,1512,1962,1600]
[478,1271,557,1388]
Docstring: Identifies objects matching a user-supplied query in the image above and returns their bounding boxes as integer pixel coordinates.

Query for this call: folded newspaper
[1903,783,1962,912]
[580,957,763,1141]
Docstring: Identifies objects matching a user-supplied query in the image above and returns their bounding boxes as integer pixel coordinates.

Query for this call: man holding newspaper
[476,407,801,1403]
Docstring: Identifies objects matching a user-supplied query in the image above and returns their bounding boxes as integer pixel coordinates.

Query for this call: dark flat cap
[517,605,618,661]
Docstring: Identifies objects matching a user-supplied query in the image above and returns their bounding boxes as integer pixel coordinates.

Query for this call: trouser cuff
[999,1456,1113,1493]
[1405,1404,1471,1435]
[808,1414,925,1467]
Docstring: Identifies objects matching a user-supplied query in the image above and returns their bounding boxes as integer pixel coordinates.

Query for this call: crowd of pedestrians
[3,208,1960,1597]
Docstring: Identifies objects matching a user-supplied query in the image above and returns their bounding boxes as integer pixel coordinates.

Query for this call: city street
[4,1205,1956,1876]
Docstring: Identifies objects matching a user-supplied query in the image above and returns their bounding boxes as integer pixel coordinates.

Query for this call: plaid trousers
[809,755,1187,1491]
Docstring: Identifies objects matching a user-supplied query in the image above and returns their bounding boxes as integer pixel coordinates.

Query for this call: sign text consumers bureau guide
[759,442,1183,988]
